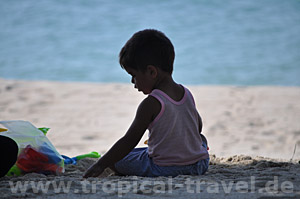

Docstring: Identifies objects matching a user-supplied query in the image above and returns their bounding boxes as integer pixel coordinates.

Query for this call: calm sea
[0,0,299,86]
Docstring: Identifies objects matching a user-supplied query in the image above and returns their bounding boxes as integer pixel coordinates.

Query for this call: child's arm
[197,112,208,147]
[197,112,203,133]
[83,96,160,178]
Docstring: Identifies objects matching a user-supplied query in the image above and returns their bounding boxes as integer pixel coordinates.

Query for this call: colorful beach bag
[0,120,64,176]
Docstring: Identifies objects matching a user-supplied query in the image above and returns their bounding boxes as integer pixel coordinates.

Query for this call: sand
[0,78,300,198]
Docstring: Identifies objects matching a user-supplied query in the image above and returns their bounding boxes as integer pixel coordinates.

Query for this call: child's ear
[147,65,158,78]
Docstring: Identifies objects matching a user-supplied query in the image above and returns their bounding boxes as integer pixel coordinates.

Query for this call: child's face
[125,67,155,95]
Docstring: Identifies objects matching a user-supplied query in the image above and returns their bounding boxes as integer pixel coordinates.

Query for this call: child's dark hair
[119,29,175,74]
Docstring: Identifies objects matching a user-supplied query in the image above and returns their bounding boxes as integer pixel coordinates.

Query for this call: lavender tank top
[147,86,209,166]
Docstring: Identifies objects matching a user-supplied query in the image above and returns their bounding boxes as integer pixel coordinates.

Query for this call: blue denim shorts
[114,143,209,177]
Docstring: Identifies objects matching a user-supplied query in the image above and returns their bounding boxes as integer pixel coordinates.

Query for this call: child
[83,29,209,178]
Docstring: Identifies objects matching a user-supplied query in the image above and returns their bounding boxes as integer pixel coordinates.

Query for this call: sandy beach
[0,78,300,198]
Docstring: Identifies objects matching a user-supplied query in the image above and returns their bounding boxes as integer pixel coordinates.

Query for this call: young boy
[84,29,209,177]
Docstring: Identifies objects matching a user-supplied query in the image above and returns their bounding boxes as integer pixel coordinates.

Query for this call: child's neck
[154,74,184,101]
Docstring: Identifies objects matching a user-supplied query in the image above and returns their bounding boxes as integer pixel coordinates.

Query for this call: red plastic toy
[16,145,63,174]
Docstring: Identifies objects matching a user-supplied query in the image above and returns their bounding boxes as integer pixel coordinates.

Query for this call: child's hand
[83,162,105,178]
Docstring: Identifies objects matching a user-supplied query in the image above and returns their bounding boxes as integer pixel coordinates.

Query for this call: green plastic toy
[62,152,100,165]
[38,127,50,135]
[6,165,22,176]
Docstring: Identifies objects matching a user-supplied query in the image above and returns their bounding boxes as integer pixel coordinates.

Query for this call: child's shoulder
[137,95,161,117]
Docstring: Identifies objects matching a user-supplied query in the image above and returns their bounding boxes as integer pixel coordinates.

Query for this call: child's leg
[0,135,18,177]
[114,147,158,177]
[114,147,209,177]
[151,140,209,177]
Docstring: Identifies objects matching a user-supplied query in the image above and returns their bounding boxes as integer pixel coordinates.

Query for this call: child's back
[148,86,209,166]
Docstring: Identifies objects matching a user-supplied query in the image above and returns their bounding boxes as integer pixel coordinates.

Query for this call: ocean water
[0,0,299,86]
